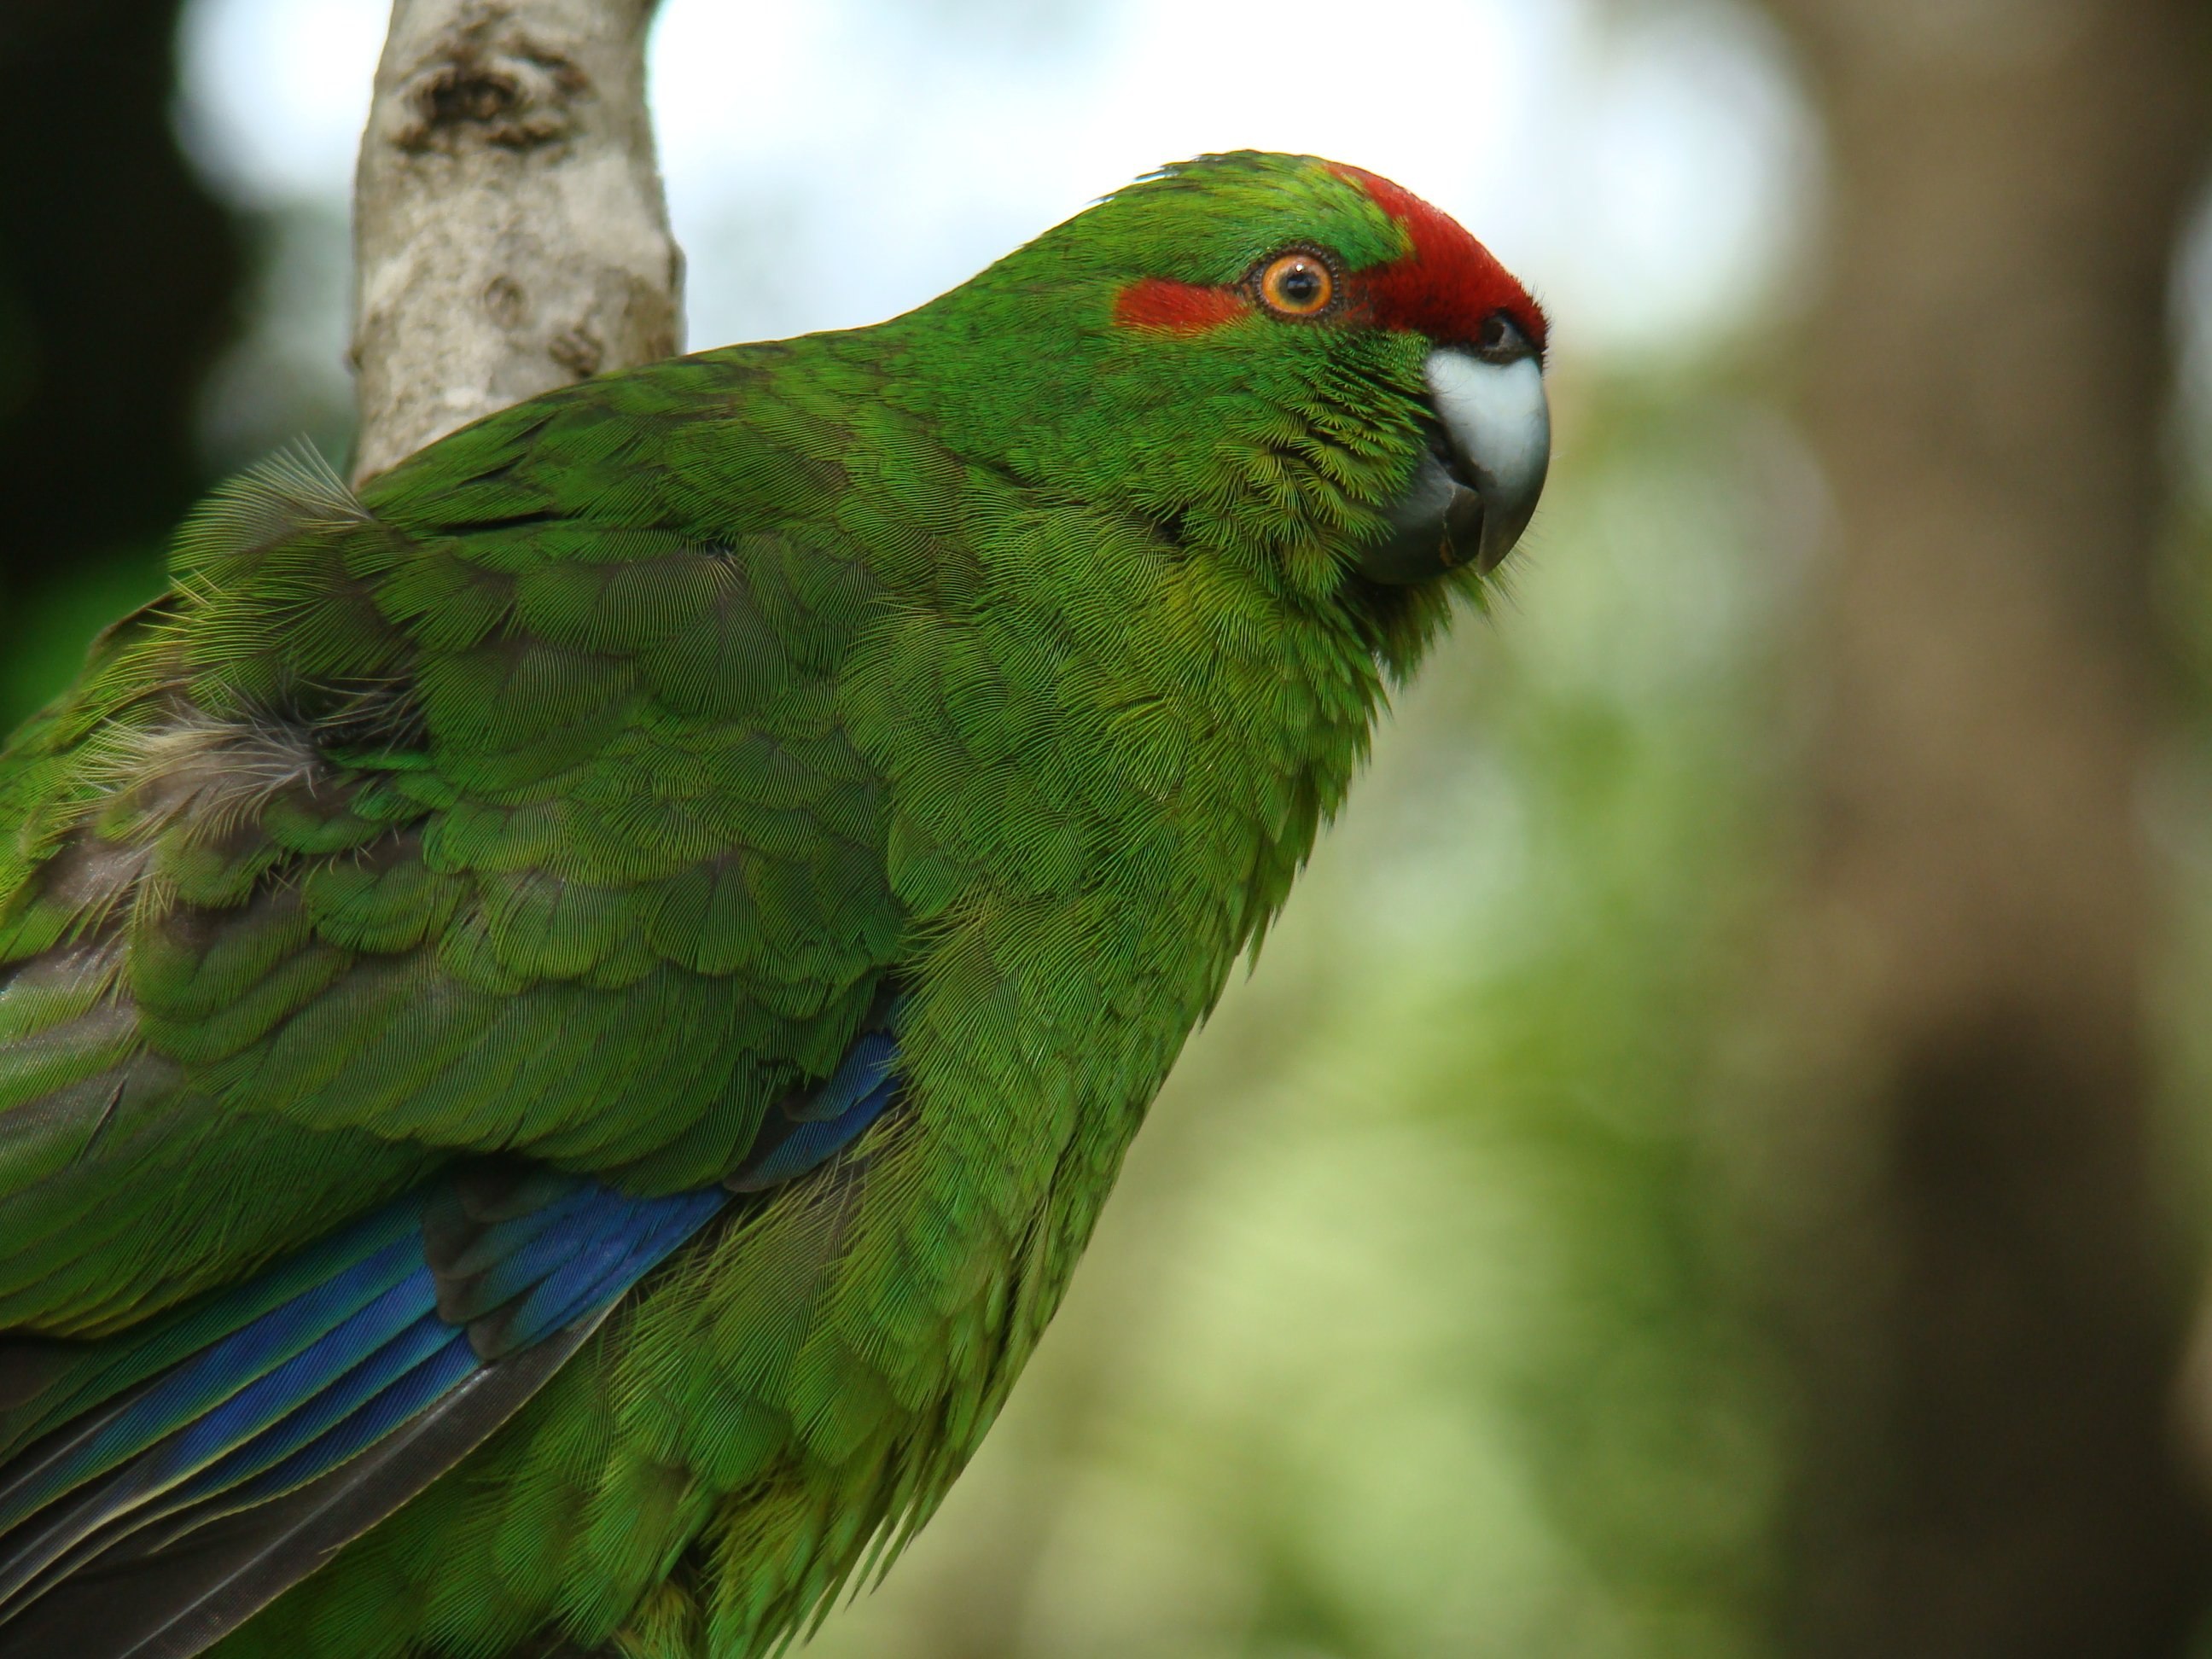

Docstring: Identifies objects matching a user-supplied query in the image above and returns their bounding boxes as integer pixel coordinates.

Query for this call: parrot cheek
[1359,348,1551,585]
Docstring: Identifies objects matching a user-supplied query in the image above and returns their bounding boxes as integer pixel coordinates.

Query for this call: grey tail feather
[0,1316,598,1659]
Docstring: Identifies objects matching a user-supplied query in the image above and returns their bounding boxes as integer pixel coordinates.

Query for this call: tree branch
[349,0,682,485]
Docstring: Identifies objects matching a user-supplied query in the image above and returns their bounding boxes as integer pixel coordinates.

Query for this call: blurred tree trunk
[1759,3,2212,1654]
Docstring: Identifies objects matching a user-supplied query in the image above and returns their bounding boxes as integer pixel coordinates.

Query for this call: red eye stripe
[1112,276,1253,333]
[1332,166,1548,354]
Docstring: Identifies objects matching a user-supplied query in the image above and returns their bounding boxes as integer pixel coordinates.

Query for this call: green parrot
[0,150,1548,1659]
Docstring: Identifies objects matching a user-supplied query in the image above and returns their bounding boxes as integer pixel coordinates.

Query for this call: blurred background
[3,0,2209,1653]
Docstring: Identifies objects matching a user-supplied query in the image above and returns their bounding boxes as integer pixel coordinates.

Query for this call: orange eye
[1256,251,1336,317]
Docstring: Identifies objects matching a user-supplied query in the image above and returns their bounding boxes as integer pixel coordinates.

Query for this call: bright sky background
[176,0,1819,364]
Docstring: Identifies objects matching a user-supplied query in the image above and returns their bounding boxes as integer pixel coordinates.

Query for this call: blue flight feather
[731,1069,899,1192]
[213,1337,482,1514]
[792,1028,897,1122]
[0,1009,906,1641]
[0,1235,423,1538]
[496,1187,727,1355]
[157,1314,461,1509]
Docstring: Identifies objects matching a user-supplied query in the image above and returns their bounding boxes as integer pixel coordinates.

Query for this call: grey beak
[1359,348,1550,585]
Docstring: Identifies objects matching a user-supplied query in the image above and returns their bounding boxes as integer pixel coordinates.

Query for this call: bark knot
[547,325,604,377]
[392,19,586,154]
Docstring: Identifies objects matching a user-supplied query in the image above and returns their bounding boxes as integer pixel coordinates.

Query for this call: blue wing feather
[728,1071,899,1193]
[0,1010,905,1653]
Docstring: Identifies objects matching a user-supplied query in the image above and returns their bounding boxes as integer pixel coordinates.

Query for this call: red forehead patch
[1334,166,1547,353]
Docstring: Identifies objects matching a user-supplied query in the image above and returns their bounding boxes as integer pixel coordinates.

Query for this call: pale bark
[349,0,682,484]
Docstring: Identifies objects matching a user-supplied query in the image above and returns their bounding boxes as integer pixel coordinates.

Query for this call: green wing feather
[0,349,905,1341]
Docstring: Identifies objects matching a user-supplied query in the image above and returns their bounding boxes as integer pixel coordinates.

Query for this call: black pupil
[1279,264,1322,305]
[1481,314,1511,350]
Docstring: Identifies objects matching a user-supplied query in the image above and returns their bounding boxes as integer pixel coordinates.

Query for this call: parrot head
[905,150,1550,616]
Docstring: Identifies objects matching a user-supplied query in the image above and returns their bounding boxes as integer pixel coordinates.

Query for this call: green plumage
[0,154,1510,1657]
